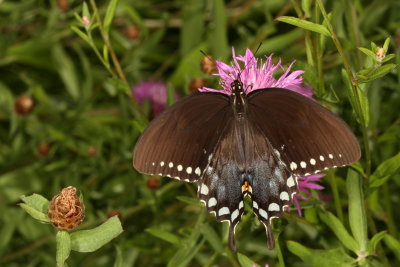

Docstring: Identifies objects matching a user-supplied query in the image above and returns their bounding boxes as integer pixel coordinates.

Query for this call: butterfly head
[230,79,244,96]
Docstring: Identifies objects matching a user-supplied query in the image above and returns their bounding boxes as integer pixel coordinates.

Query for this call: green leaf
[319,211,359,253]
[56,231,71,267]
[20,194,49,213]
[342,70,369,125]
[113,245,123,267]
[200,224,224,253]
[167,213,205,267]
[210,0,228,59]
[180,0,205,56]
[368,231,386,255]
[276,16,330,36]
[146,228,182,245]
[301,0,312,18]
[384,234,400,261]
[70,216,123,252]
[176,196,203,207]
[347,169,368,252]
[382,54,395,63]
[369,175,391,188]
[71,25,91,44]
[358,64,397,83]
[287,241,354,267]
[19,203,50,223]
[356,84,370,126]
[103,0,118,34]
[82,1,90,18]
[52,45,80,100]
[370,153,400,186]
[358,47,376,60]
[237,253,259,267]
[383,37,390,53]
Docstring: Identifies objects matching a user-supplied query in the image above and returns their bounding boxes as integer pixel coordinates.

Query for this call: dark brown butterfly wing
[247,88,361,176]
[133,92,232,182]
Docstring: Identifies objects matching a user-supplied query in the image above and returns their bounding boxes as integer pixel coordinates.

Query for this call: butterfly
[132,78,361,251]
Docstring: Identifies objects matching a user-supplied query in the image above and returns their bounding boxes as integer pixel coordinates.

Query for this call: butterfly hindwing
[133,92,231,182]
[248,88,361,176]
[198,119,245,251]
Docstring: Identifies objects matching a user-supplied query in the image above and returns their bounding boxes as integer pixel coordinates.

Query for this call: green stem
[328,170,343,222]
[275,233,285,267]
[315,0,371,178]
[89,0,148,124]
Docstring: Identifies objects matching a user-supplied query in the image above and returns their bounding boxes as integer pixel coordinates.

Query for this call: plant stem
[89,0,148,124]
[328,170,344,222]
[275,233,286,267]
[315,0,371,178]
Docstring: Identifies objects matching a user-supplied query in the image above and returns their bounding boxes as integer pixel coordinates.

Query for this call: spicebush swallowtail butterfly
[133,78,360,250]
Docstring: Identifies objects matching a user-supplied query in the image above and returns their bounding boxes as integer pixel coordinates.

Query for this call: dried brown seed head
[87,146,97,157]
[146,177,160,190]
[124,25,140,40]
[189,78,207,94]
[38,143,50,157]
[200,56,217,75]
[107,209,122,221]
[57,0,69,11]
[15,95,34,115]
[48,186,85,231]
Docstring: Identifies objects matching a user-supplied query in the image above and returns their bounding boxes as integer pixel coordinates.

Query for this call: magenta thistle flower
[293,174,325,216]
[200,48,324,215]
[132,81,169,116]
[200,47,312,98]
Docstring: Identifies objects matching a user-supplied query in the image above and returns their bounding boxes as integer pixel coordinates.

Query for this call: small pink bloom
[132,81,169,116]
[293,174,325,216]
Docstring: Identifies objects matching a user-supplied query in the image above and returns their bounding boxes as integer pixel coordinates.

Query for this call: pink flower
[132,81,169,116]
[293,174,325,216]
[200,48,312,98]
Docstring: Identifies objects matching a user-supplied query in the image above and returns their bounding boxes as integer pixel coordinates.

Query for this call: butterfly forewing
[247,88,361,176]
[133,92,231,182]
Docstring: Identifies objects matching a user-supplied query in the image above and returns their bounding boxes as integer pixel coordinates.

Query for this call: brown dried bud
[15,95,34,115]
[87,146,97,157]
[200,56,217,75]
[107,209,122,221]
[376,47,385,61]
[38,143,50,157]
[124,25,140,40]
[189,78,207,94]
[146,177,160,190]
[48,186,85,231]
[56,0,69,11]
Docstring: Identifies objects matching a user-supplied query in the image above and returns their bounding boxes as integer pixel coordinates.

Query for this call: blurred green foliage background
[0,0,400,266]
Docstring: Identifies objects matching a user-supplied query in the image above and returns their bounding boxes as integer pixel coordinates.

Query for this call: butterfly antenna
[200,50,214,62]
[238,42,263,93]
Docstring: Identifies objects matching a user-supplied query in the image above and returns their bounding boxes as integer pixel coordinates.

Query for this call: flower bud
[189,78,207,94]
[82,16,90,29]
[57,0,69,11]
[15,95,34,115]
[146,177,160,190]
[87,146,97,157]
[200,56,216,74]
[124,25,140,40]
[375,47,385,62]
[107,209,122,221]
[48,186,85,231]
[38,143,50,157]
